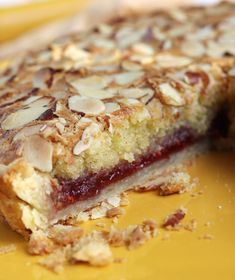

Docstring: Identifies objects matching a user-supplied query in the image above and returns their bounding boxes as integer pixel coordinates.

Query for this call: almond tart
[0,2,234,237]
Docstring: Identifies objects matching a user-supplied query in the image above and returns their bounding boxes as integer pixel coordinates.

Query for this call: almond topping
[78,88,117,99]
[13,124,46,141]
[23,135,53,172]
[32,68,52,89]
[158,83,185,106]
[70,75,112,92]
[64,44,90,61]
[105,102,120,114]
[73,123,100,155]
[132,43,154,55]
[228,67,235,76]
[113,71,143,85]
[119,88,153,99]
[155,54,192,68]
[181,40,205,57]
[68,96,105,115]
[121,60,142,71]
[1,97,52,130]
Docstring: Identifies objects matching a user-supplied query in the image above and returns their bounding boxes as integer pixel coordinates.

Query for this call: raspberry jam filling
[52,127,198,210]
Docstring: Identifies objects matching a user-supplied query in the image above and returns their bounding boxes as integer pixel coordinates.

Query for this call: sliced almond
[121,60,142,71]
[228,67,235,76]
[97,23,113,36]
[140,91,154,104]
[70,75,112,92]
[132,43,154,56]
[1,97,52,130]
[23,135,53,172]
[32,68,52,89]
[78,88,117,99]
[68,96,105,115]
[130,54,154,65]
[22,95,41,106]
[13,124,46,142]
[119,88,153,99]
[113,71,143,85]
[64,44,90,61]
[155,54,192,68]
[93,38,115,49]
[181,40,205,57]
[105,102,120,114]
[73,123,100,155]
[158,83,185,106]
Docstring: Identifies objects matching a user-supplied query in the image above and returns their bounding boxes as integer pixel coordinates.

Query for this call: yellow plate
[0,0,91,42]
[0,152,235,280]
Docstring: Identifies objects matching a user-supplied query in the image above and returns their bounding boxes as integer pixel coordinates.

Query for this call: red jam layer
[52,127,198,210]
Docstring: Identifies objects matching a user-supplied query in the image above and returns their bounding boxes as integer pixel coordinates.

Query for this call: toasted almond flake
[105,102,120,113]
[78,88,117,99]
[73,140,90,156]
[155,54,192,68]
[140,91,154,104]
[116,27,146,48]
[13,124,46,141]
[130,54,154,65]
[94,38,115,49]
[132,43,154,55]
[97,23,113,36]
[181,40,205,57]
[121,60,142,71]
[73,123,100,155]
[1,97,52,130]
[158,83,185,106]
[119,88,153,99]
[152,26,166,41]
[70,235,112,266]
[68,96,105,115]
[170,8,187,22]
[93,50,121,64]
[22,95,41,106]
[70,75,112,92]
[78,117,93,125]
[113,71,143,85]
[23,135,53,172]
[32,68,52,89]
[120,98,141,106]
[64,44,90,61]
[162,40,172,50]
[51,45,63,61]
[89,64,118,72]
[228,67,235,76]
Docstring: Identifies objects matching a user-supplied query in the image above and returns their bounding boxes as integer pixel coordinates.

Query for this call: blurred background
[0,0,225,57]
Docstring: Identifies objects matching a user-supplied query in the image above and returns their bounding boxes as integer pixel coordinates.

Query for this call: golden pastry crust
[0,2,234,235]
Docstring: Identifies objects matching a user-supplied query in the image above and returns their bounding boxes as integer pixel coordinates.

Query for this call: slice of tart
[0,2,234,237]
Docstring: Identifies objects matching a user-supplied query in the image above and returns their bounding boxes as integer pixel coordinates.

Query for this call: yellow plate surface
[0,152,235,280]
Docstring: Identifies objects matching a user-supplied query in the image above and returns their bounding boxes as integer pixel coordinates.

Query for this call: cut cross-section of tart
[0,2,235,237]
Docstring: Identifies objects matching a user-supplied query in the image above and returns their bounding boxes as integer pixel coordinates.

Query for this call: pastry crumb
[28,230,55,255]
[69,233,113,267]
[184,219,197,232]
[0,244,16,255]
[162,208,187,230]
[199,233,214,240]
[39,249,66,273]
[106,207,124,218]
